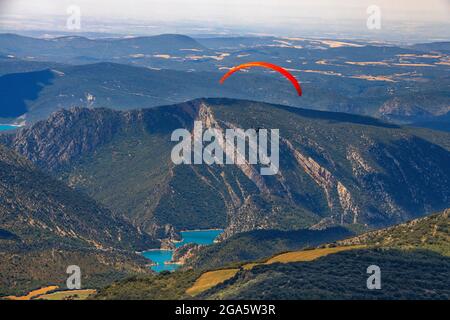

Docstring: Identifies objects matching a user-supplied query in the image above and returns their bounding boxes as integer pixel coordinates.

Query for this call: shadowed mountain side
[0,63,309,123]
[0,69,54,118]
[0,144,157,250]
[0,143,158,295]
[0,54,65,76]
[5,98,450,239]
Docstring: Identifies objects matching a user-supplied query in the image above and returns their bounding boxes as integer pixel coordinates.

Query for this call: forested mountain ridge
[0,143,157,295]
[94,209,450,300]
[4,98,450,239]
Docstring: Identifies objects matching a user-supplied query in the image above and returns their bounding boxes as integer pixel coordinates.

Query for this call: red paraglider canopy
[220,61,302,96]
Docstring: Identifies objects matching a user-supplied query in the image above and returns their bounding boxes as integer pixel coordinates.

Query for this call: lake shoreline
[137,228,224,253]
[141,229,224,272]
[0,123,25,132]
[180,228,223,232]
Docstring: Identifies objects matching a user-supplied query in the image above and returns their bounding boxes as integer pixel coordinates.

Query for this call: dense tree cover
[202,249,450,300]
[0,144,155,296]
[94,270,201,300]
[186,227,354,270]
[339,210,450,257]
[94,210,449,300]
[9,99,450,235]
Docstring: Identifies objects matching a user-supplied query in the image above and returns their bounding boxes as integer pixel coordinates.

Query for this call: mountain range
[0,62,301,122]
[0,31,449,299]
[3,98,450,241]
[1,33,449,128]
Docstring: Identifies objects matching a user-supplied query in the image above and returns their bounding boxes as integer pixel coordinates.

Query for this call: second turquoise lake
[142,229,223,272]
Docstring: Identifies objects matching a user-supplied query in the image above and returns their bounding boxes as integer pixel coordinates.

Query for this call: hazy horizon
[1,0,449,42]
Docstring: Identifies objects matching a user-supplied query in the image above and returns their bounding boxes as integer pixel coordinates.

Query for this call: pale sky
[2,0,449,22]
[0,0,449,39]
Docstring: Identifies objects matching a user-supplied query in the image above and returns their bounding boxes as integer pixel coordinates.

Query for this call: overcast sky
[1,0,449,39]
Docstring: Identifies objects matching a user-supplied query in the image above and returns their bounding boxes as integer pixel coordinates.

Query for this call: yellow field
[186,269,239,296]
[5,286,59,300]
[37,289,97,300]
[187,245,365,296]
[242,263,258,270]
[264,245,365,265]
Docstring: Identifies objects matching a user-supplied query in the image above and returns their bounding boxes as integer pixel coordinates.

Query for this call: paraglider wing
[220,62,302,96]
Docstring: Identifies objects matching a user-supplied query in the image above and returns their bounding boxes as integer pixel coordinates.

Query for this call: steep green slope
[338,209,450,256]
[94,270,201,300]
[0,144,157,296]
[201,249,450,300]
[0,247,150,297]
[95,249,450,300]
[93,209,450,300]
[199,209,449,299]
[184,227,354,270]
[197,209,449,299]
[6,98,450,239]
[0,143,156,250]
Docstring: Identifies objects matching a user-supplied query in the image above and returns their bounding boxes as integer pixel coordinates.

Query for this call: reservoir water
[142,229,223,272]
[0,124,19,131]
[175,229,223,248]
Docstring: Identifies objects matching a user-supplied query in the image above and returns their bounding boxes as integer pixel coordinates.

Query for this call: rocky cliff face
[8,107,124,171]
[171,243,202,265]
[0,143,159,295]
[0,143,156,251]
[5,98,450,239]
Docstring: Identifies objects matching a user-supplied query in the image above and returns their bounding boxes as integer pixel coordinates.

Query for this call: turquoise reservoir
[0,124,19,131]
[141,250,180,273]
[176,229,224,248]
[142,229,223,272]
